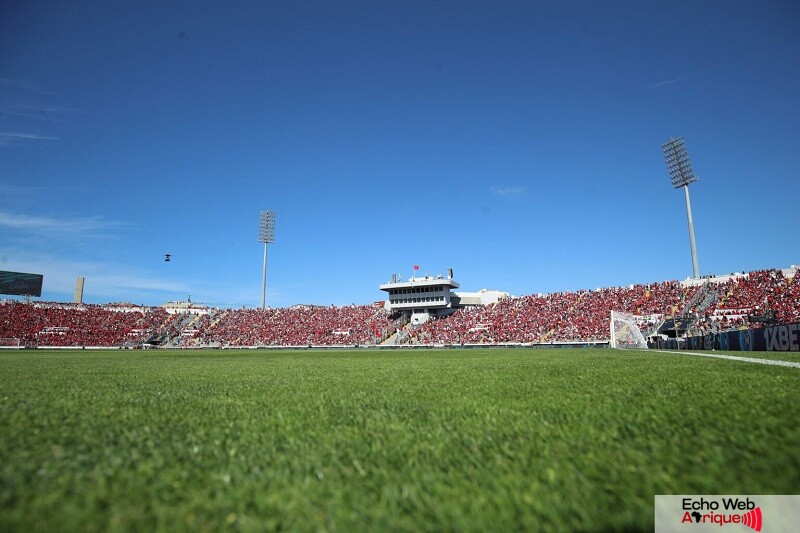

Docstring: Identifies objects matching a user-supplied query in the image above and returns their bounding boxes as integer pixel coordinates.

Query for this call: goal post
[0,338,22,349]
[610,311,649,349]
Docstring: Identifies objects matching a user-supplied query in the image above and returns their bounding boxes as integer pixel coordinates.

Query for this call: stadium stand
[0,301,169,347]
[408,280,700,345]
[186,304,395,347]
[1,266,797,347]
[687,268,800,335]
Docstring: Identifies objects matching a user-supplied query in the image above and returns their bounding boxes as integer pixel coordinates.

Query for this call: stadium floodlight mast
[258,210,276,309]
[662,137,700,279]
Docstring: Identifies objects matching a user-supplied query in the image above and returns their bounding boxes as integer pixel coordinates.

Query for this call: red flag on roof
[413,265,419,270]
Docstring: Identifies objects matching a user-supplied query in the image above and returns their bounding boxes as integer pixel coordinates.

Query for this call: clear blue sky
[2,1,798,307]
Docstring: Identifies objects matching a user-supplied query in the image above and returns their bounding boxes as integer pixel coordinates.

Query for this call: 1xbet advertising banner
[681,323,800,353]
[655,495,800,532]
[752,323,800,352]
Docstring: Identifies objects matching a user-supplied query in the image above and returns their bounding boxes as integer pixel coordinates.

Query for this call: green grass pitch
[1,348,798,531]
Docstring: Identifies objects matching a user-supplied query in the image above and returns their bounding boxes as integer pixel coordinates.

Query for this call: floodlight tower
[662,137,700,279]
[258,210,276,309]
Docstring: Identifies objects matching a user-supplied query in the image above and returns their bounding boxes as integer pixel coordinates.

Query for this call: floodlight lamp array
[662,137,698,189]
[258,210,276,243]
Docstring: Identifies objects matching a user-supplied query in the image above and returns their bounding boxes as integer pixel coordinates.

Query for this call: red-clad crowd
[689,269,800,334]
[411,280,700,344]
[187,304,395,347]
[0,301,168,347]
[772,276,800,324]
[1,268,797,347]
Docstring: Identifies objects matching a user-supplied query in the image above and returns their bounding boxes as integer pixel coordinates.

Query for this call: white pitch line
[650,349,800,369]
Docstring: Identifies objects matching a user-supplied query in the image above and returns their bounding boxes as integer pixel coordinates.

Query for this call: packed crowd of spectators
[771,275,800,324]
[1,267,797,347]
[688,268,800,334]
[187,304,395,347]
[411,280,700,344]
[0,301,168,347]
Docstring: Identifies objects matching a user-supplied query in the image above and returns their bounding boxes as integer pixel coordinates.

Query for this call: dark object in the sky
[164,254,171,262]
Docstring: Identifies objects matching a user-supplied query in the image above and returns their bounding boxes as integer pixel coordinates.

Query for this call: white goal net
[609,311,655,349]
[0,338,22,349]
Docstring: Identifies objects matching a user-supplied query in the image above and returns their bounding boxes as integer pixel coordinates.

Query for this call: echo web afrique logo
[681,497,762,531]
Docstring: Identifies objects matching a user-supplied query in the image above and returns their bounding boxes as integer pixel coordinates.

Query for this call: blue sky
[1,1,798,307]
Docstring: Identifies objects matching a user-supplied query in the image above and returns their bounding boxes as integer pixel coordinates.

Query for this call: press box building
[379,268,508,325]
